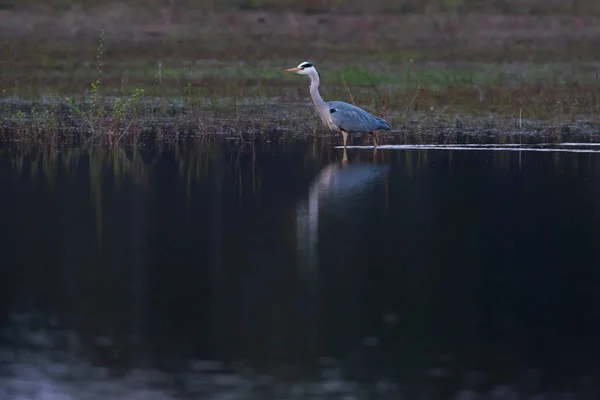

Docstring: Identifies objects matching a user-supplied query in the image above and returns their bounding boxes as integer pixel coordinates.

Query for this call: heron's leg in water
[369,132,378,147]
[341,130,348,149]
[371,146,378,163]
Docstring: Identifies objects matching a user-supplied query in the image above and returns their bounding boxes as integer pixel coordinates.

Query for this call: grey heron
[283,61,391,149]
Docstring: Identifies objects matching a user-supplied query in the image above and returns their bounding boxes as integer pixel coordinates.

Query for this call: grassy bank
[2,3,600,145]
[6,0,600,16]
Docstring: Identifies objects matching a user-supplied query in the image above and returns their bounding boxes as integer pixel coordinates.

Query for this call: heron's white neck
[308,69,329,113]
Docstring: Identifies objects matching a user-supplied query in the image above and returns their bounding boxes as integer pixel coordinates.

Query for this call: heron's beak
[283,67,301,73]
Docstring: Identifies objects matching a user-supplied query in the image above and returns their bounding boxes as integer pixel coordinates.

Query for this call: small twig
[519,107,523,129]
[405,86,421,114]
[116,118,135,144]
[358,70,384,105]
[339,73,356,106]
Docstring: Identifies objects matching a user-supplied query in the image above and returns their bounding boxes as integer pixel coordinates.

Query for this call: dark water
[1,141,600,399]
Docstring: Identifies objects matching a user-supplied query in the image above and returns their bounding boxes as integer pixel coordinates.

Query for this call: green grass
[2,4,600,146]
[8,0,600,16]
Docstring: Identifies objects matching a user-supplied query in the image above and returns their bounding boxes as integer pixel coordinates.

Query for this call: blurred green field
[2,0,600,143]
[4,0,599,15]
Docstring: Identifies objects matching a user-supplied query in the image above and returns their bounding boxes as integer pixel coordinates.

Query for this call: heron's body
[326,100,391,133]
[284,61,391,149]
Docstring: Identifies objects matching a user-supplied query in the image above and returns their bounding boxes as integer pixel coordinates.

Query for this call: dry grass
[2,2,600,145]
[7,0,600,16]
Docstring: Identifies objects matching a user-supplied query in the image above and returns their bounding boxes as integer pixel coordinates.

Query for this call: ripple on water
[337,143,600,153]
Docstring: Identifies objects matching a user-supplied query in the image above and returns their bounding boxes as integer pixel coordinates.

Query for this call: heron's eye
[301,63,313,68]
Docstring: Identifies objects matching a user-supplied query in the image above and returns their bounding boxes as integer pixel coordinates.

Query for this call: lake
[1,140,600,399]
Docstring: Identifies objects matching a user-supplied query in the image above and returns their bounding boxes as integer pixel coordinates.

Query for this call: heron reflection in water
[283,62,391,149]
[296,147,389,276]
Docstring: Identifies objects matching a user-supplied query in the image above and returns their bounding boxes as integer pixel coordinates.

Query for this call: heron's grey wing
[327,101,390,132]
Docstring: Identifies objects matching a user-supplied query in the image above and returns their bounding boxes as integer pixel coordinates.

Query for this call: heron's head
[283,61,316,76]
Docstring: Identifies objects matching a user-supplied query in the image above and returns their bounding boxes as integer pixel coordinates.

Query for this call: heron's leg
[341,130,348,150]
[369,132,378,148]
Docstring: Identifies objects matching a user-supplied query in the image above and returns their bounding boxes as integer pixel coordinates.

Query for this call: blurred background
[2,1,600,400]
[2,0,600,125]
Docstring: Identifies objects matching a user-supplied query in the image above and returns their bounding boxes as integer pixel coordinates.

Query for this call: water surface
[1,141,600,399]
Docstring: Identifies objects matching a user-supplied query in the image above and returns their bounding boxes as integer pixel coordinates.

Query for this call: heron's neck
[308,70,328,112]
